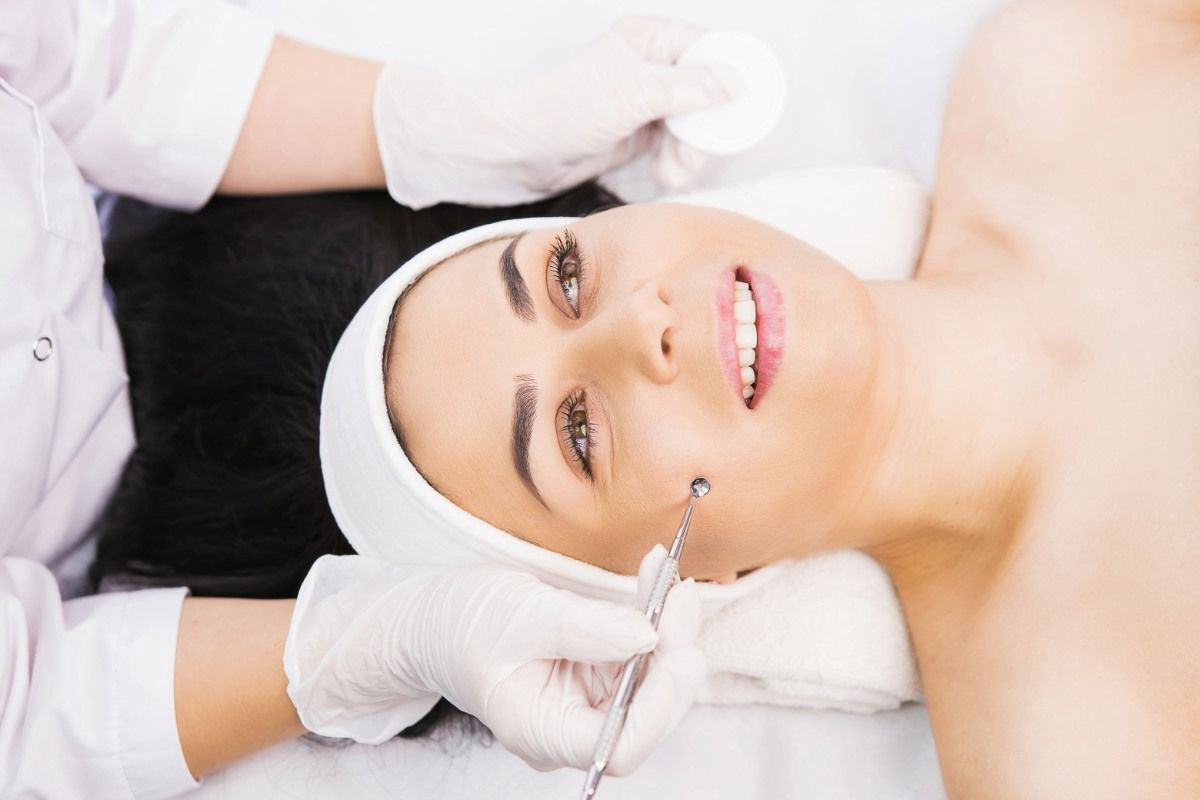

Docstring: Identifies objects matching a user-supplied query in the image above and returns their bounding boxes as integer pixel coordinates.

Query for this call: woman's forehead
[389,236,515,421]
[385,236,547,513]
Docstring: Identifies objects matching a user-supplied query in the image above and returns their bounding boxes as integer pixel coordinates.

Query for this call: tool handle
[643,556,679,628]
[589,650,645,770]
[581,555,683,798]
[589,556,679,768]
[580,763,603,800]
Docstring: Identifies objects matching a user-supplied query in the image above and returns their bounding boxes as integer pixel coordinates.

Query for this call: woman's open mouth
[717,267,785,409]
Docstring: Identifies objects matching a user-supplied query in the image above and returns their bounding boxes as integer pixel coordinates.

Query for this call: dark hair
[92,183,621,737]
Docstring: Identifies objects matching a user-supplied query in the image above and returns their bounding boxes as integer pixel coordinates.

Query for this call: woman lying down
[97,1,1197,796]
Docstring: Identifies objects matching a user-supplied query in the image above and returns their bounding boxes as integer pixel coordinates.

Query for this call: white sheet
[192,703,944,800]
[193,1,1009,796]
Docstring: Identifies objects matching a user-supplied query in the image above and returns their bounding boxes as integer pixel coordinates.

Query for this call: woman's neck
[837,274,1052,598]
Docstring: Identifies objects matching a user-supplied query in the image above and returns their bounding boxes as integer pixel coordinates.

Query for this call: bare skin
[880,1,1200,796]
[174,597,303,777]
[388,2,1199,796]
[218,35,384,195]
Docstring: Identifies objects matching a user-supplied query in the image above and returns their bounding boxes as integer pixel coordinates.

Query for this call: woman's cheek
[678,500,744,579]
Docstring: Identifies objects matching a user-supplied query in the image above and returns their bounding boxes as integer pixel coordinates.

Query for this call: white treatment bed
[191,1,1007,797]
[194,704,942,800]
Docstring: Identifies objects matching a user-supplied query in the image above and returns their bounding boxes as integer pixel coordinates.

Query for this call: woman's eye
[559,389,595,480]
[568,408,589,452]
[559,258,580,309]
[549,231,586,318]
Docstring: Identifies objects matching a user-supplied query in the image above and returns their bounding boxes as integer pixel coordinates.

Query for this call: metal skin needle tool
[580,477,711,800]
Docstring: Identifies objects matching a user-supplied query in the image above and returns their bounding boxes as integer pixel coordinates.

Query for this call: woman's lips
[715,267,785,409]
[716,270,743,404]
[744,268,784,409]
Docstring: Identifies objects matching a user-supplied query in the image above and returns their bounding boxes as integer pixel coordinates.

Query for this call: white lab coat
[0,1,273,796]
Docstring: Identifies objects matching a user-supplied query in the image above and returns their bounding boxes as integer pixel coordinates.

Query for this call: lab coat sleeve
[0,558,196,800]
[0,0,275,210]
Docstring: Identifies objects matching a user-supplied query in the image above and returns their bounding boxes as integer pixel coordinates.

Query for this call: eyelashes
[548,230,586,319]
[547,229,597,482]
[557,388,595,481]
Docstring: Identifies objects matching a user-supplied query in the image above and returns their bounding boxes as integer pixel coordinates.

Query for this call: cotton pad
[666,31,787,156]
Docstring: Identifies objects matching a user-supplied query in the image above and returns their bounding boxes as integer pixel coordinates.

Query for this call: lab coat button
[33,337,53,361]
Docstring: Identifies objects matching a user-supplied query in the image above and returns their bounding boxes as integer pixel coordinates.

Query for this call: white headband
[319,216,781,609]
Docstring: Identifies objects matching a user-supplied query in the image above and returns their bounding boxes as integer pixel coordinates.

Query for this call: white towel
[664,165,930,284]
[698,552,920,712]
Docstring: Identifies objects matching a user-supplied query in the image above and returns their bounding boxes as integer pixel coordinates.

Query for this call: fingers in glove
[537,645,696,775]
[485,662,592,772]
[611,15,707,64]
[641,62,731,120]
[536,589,658,664]
[653,577,702,649]
[604,124,658,170]
[556,125,657,188]
[634,543,669,612]
[596,579,703,775]
[537,582,703,774]
[605,643,706,775]
[651,136,709,192]
[544,698,612,771]
[572,657,624,708]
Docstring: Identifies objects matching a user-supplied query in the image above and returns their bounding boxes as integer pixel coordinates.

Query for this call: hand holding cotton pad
[667,31,787,156]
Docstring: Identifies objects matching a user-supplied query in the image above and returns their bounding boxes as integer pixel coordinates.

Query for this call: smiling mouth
[717,266,784,410]
[732,272,760,404]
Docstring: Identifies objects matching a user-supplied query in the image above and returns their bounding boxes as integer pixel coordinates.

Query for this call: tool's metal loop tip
[690,477,711,498]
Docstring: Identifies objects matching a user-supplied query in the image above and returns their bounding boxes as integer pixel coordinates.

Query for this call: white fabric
[664,165,930,282]
[0,1,273,796]
[698,552,921,712]
[190,702,945,800]
[319,166,928,713]
[3,0,275,210]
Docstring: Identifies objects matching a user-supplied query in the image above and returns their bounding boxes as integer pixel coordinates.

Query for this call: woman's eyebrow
[500,234,535,322]
[511,374,548,508]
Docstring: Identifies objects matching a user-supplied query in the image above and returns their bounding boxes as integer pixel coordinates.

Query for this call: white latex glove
[284,547,705,775]
[374,15,729,209]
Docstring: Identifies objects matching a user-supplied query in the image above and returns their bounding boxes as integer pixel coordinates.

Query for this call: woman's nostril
[661,334,671,358]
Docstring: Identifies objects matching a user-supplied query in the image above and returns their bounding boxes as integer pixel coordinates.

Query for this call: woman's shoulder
[939,0,1198,175]
[921,0,1200,277]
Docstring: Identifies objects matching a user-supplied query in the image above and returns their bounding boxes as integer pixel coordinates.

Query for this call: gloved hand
[374,15,730,209]
[284,546,705,775]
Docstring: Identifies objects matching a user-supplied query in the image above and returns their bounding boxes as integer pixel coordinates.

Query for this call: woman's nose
[580,281,679,384]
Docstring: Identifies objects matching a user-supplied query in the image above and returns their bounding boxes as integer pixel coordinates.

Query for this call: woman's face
[386,203,881,579]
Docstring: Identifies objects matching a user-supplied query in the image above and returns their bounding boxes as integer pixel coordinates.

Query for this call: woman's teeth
[735,280,757,402]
